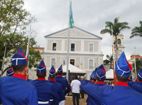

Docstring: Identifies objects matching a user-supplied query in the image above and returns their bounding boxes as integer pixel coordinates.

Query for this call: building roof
[44,26,102,39]
[62,64,86,73]
[131,55,142,59]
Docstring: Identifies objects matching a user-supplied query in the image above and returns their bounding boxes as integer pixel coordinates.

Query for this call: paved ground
[65,96,87,105]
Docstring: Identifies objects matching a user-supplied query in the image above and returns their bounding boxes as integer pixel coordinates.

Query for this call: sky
[23,0,142,59]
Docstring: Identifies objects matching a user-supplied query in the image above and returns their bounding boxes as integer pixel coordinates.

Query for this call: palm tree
[103,55,113,69]
[130,21,142,38]
[100,17,130,61]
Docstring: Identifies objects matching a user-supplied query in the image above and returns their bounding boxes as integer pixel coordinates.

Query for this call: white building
[42,26,103,76]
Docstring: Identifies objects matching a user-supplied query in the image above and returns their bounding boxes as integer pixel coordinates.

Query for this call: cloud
[24,0,142,59]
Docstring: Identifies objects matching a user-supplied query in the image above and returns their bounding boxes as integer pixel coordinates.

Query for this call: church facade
[42,26,103,73]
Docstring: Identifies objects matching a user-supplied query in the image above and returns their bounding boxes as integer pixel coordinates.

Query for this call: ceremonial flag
[69,0,74,28]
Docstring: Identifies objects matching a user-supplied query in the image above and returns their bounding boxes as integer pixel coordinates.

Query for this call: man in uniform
[55,65,70,105]
[31,60,58,105]
[129,69,142,93]
[0,48,38,105]
[81,52,142,105]
[85,65,106,105]
[48,65,64,105]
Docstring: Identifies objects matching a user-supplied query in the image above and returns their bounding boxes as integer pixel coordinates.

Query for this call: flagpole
[66,0,71,81]
[66,0,74,81]
[66,29,70,81]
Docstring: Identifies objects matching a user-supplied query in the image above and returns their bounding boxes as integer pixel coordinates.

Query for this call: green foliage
[136,59,142,71]
[100,17,130,36]
[0,0,31,36]
[0,34,41,70]
[130,21,142,38]
[103,55,113,69]
[28,48,41,68]
[0,0,40,71]
[100,17,130,60]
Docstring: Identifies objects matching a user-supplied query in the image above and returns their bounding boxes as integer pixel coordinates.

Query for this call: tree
[0,0,31,36]
[103,55,113,69]
[0,34,41,67]
[100,17,130,61]
[130,21,142,38]
[0,34,41,71]
[0,0,40,71]
[135,59,142,72]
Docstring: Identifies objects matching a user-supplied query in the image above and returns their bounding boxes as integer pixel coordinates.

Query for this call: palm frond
[100,29,112,35]
[131,21,142,38]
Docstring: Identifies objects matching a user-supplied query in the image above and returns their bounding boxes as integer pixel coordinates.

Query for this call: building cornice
[44,26,102,40]
[42,52,104,56]
[45,37,101,40]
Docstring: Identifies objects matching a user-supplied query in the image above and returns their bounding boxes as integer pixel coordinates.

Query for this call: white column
[81,40,84,52]
[61,40,65,52]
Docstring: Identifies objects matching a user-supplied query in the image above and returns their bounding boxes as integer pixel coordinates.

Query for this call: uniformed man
[86,65,106,105]
[31,60,58,105]
[81,52,142,105]
[55,65,70,105]
[0,48,38,105]
[129,69,142,93]
[48,65,64,105]
[85,69,98,105]
[95,64,106,85]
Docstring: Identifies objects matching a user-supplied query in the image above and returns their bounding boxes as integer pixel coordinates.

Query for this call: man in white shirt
[71,76,81,105]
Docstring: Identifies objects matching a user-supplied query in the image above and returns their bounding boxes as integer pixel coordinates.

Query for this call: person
[85,69,98,105]
[31,60,58,105]
[55,65,70,105]
[95,64,106,85]
[81,52,142,105]
[0,48,38,105]
[71,75,81,105]
[48,65,64,105]
[79,76,85,99]
[6,66,14,76]
[129,69,142,93]
[86,65,106,105]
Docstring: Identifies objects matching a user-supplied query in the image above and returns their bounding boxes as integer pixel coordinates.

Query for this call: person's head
[11,48,28,75]
[115,52,131,82]
[74,75,78,80]
[96,64,106,81]
[49,65,56,78]
[6,66,14,76]
[137,69,142,81]
[57,65,63,75]
[36,60,47,78]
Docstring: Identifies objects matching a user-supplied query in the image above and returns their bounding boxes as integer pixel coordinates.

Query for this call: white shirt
[71,79,81,93]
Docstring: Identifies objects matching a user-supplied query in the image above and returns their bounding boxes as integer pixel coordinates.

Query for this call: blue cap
[96,64,106,80]
[37,60,46,73]
[137,69,142,80]
[11,48,27,66]
[49,65,56,77]
[57,65,63,73]
[6,67,14,76]
[90,68,97,80]
[115,52,131,78]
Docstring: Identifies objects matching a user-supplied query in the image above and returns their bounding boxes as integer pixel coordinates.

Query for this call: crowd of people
[0,48,70,105]
[1,49,142,105]
[81,52,142,105]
